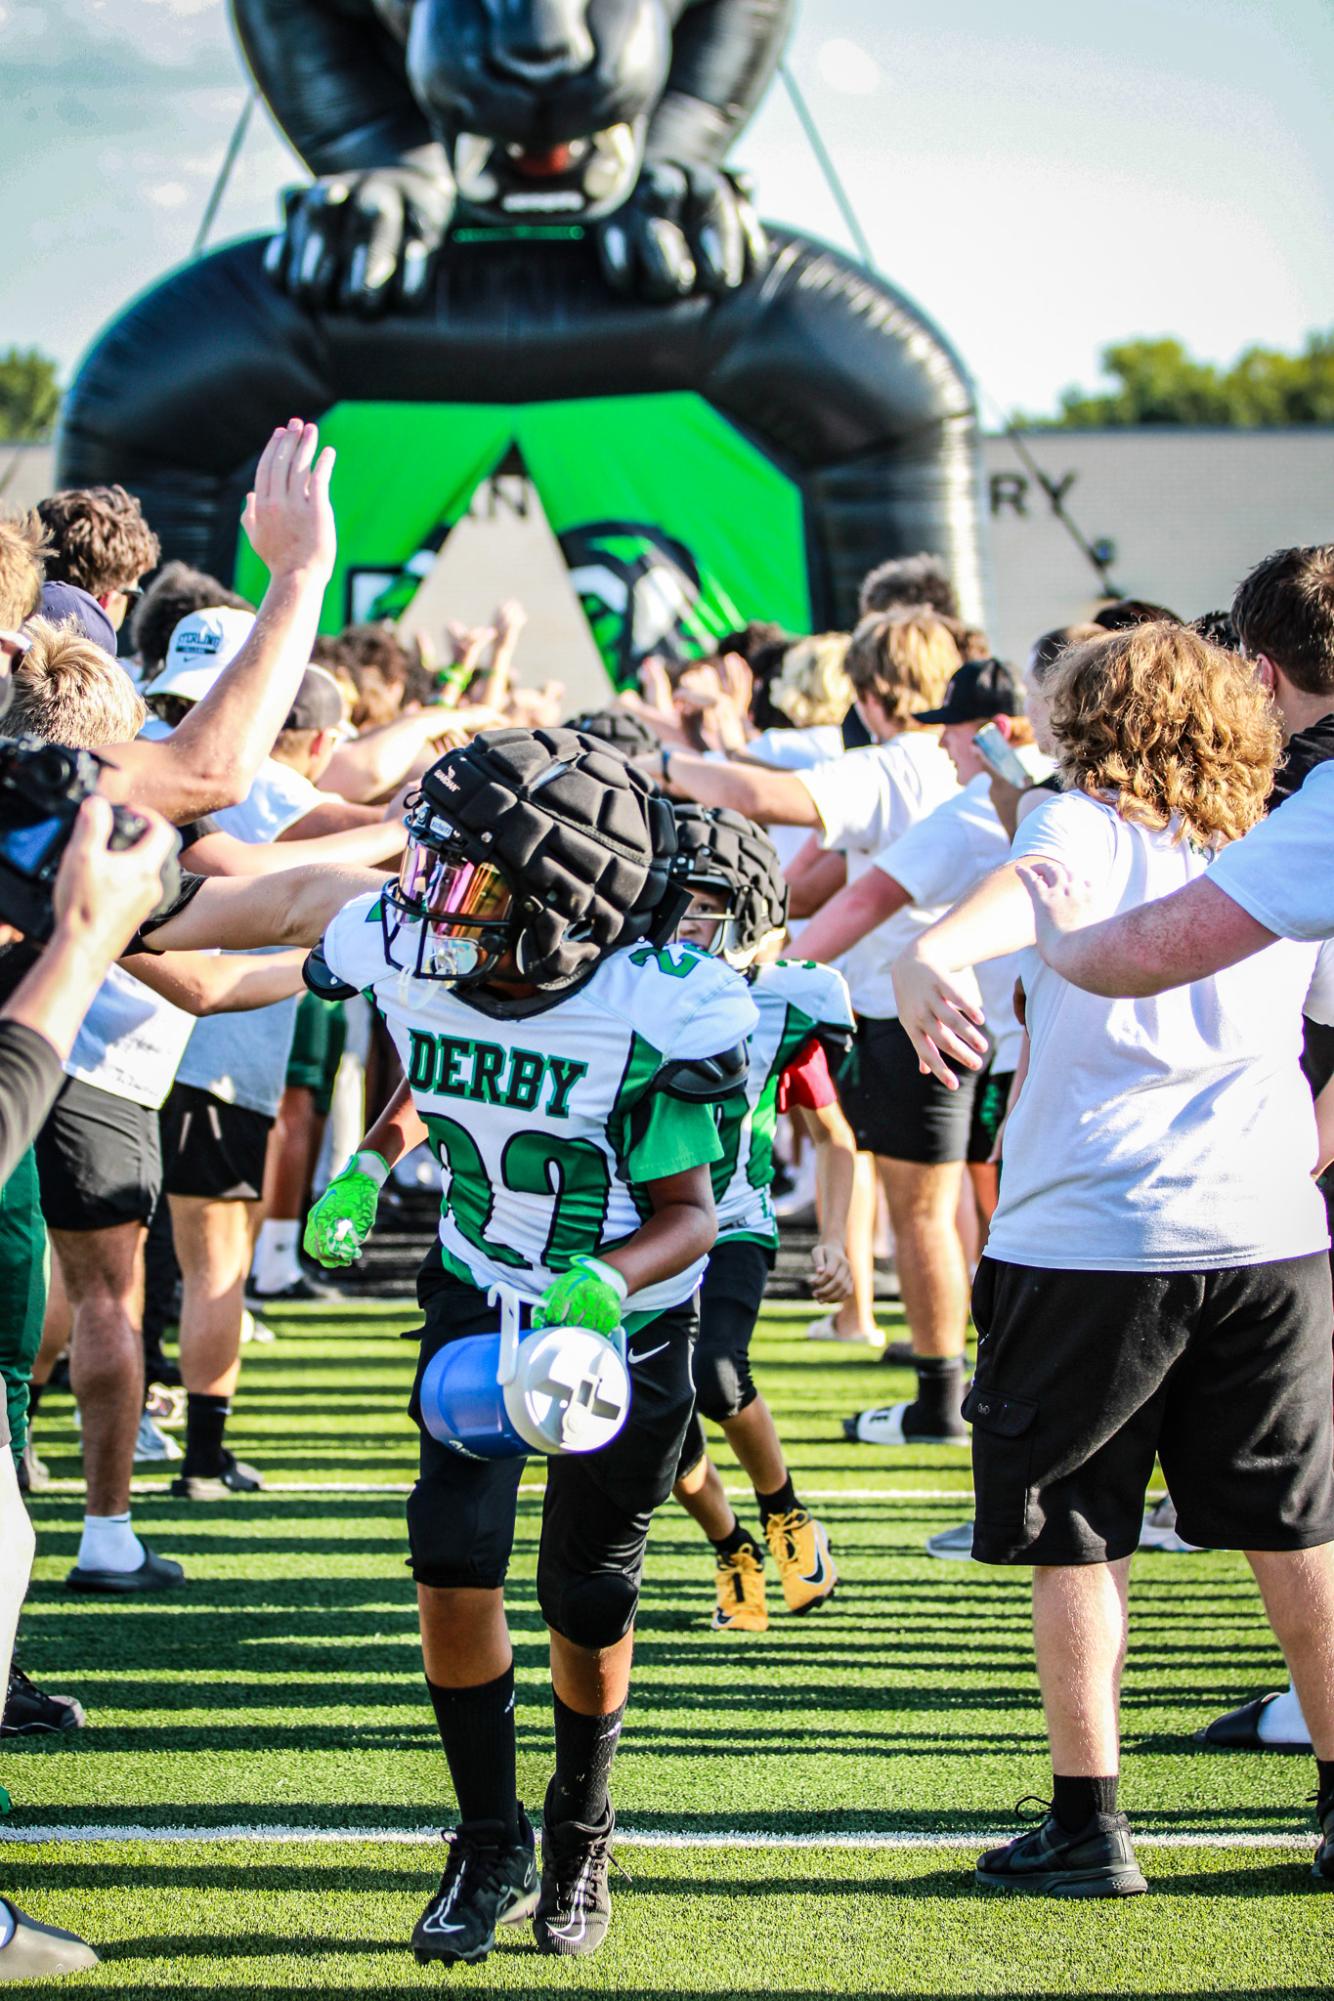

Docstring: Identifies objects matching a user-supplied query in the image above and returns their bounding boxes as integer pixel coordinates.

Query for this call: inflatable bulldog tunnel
[57,1,986,687]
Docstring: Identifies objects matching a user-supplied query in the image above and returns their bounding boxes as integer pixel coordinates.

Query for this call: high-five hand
[242,419,337,583]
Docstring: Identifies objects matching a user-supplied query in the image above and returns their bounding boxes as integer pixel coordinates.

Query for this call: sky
[3,0,1333,418]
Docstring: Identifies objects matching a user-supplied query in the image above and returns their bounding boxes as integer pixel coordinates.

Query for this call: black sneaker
[2,1668,86,1737]
[533,1794,616,1957]
[170,1451,264,1501]
[1314,1792,1334,1886]
[411,1810,538,1965]
[246,1274,339,1306]
[975,1800,1147,1898]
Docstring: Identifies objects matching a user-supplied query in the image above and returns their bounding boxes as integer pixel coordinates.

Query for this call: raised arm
[797,867,911,966]
[142,865,383,955]
[120,947,308,1016]
[97,422,336,822]
[183,819,405,877]
[649,747,819,827]
[1019,864,1279,998]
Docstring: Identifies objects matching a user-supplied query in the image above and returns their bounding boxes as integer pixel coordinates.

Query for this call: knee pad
[691,1348,756,1426]
[541,1569,639,1650]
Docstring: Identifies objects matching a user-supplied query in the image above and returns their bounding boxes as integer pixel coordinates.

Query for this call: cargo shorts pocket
[964,1383,1038,1541]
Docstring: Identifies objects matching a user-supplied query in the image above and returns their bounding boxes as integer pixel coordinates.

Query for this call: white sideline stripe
[46,1482,976,1502]
[0,1826,1308,1852]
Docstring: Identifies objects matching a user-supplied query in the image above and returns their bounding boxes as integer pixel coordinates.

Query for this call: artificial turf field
[3,1296,1329,1998]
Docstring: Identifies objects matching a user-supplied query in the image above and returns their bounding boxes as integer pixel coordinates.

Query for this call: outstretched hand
[242,420,337,583]
[891,951,989,1091]
[1016,859,1100,975]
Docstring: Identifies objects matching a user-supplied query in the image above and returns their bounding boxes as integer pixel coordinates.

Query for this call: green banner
[234,392,810,690]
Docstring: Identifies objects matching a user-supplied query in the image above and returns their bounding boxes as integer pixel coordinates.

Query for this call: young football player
[667,805,857,1632]
[302,729,757,1966]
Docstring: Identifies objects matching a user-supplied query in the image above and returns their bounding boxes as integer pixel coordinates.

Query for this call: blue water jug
[419,1286,632,1461]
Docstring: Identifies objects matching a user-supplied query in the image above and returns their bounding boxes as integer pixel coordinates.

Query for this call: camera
[0,736,180,942]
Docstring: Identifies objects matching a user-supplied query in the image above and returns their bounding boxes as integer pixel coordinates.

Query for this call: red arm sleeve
[777,1035,838,1113]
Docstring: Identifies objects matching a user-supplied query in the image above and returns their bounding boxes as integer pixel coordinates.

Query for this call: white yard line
[43,1481,976,1502]
[0,1826,1306,1851]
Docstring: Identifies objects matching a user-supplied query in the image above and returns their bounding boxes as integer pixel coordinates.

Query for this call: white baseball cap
[150,607,257,704]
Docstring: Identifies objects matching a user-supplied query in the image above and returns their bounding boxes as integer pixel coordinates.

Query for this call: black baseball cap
[39,582,118,655]
[916,658,1019,725]
[284,666,346,732]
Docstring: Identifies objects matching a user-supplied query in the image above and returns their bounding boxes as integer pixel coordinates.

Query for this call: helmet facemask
[381,797,520,986]
[676,865,754,969]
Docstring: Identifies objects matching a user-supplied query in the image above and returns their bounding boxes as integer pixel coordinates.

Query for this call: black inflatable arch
[58,226,986,669]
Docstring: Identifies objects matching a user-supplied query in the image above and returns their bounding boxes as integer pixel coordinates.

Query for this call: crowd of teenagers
[0,416,1332,1975]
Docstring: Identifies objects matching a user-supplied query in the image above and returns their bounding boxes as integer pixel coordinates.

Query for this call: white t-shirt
[986,792,1327,1273]
[175,763,313,1116]
[796,733,959,857]
[66,963,197,1110]
[877,774,1029,1071]
[1205,761,1334,943]
[796,735,959,1017]
[212,757,323,843]
[745,724,845,770]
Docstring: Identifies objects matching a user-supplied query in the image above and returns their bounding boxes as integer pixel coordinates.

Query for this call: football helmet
[382,726,685,988]
[670,803,788,970]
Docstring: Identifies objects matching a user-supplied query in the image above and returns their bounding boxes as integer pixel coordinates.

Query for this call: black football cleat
[533,1793,616,1956]
[975,1802,1147,1898]
[411,1809,538,1965]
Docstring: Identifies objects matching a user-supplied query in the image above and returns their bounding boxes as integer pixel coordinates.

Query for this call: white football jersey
[712,959,854,1243]
[322,893,759,1322]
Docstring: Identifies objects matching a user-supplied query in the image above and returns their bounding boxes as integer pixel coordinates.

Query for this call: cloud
[143,180,191,209]
[817,38,882,98]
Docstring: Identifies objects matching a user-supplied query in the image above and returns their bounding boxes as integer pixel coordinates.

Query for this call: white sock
[78,1513,145,1574]
[1255,1681,1310,1746]
[251,1220,302,1293]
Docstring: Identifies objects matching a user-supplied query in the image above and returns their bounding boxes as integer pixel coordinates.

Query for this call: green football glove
[303,1151,390,1267]
[532,1255,629,1340]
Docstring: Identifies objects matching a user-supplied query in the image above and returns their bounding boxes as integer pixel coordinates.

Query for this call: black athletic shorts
[838,1014,979,1165]
[967,1070,1012,1166]
[406,1250,698,1644]
[677,1236,775,1475]
[34,1075,161,1232]
[160,1082,273,1203]
[966,1253,1334,1566]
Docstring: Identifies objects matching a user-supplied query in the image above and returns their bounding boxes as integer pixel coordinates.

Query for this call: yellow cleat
[711,1543,769,1632]
[765,1507,838,1615]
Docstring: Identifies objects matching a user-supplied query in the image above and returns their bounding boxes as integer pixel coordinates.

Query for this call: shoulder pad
[658,1043,749,1103]
[303,947,358,1002]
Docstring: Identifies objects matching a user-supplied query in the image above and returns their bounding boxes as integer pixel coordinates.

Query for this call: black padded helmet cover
[566,706,660,762]
[420,726,679,987]
[671,803,789,960]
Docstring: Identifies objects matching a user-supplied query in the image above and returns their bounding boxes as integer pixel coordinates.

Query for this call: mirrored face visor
[383,819,516,983]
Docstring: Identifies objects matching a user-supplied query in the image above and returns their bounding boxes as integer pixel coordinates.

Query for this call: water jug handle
[488,1284,522,1387]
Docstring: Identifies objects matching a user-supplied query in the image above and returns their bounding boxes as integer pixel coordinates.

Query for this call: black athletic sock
[426,1666,519,1839]
[712,1518,762,1561]
[756,1474,798,1524]
[183,1392,230,1475]
[550,1691,624,1829]
[907,1356,966,1432]
[1316,1758,1334,1813]
[1051,1774,1119,1832]
[26,1382,45,1421]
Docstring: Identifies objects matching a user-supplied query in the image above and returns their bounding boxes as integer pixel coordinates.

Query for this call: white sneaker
[925,1520,976,1560]
[772,1153,818,1221]
[1138,1496,1201,1554]
[806,1314,885,1351]
[841,1403,970,1447]
[134,1413,183,1463]
[240,1309,276,1345]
